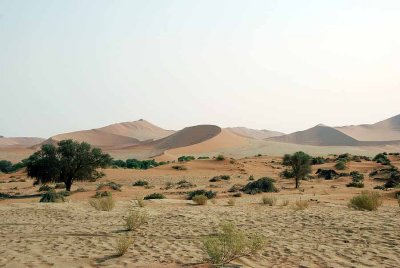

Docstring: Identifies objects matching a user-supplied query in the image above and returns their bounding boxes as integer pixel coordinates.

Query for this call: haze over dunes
[0,137,45,148]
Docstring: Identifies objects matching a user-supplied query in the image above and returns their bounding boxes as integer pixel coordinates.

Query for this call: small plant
[38,184,54,192]
[40,190,65,203]
[75,187,87,192]
[187,190,217,200]
[93,191,112,198]
[279,169,294,179]
[262,195,277,206]
[346,171,365,188]
[281,199,290,206]
[132,180,149,186]
[348,191,382,211]
[215,154,225,161]
[89,196,115,211]
[176,180,196,189]
[144,193,166,200]
[114,235,133,256]
[192,194,208,205]
[202,222,264,266]
[335,161,347,170]
[292,199,309,211]
[198,156,210,160]
[346,182,364,188]
[209,175,230,182]
[227,198,236,206]
[136,198,146,207]
[248,175,254,181]
[97,181,122,191]
[172,165,187,170]
[124,210,148,231]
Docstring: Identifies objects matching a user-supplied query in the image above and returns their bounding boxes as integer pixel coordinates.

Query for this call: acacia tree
[26,140,112,191]
[282,151,311,189]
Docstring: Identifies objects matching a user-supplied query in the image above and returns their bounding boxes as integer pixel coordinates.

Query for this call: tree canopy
[282,151,311,188]
[26,140,112,191]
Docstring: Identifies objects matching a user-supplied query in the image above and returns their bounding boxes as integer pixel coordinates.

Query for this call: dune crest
[226,127,284,140]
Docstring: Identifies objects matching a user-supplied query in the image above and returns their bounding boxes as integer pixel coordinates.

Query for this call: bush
[198,156,210,160]
[316,169,338,180]
[0,192,12,199]
[40,190,65,203]
[248,175,254,181]
[75,187,87,192]
[132,180,149,187]
[187,190,217,200]
[58,190,72,197]
[124,210,148,231]
[347,171,365,188]
[144,193,165,200]
[97,181,122,191]
[348,191,382,211]
[172,165,187,170]
[215,155,225,161]
[176,180,196,189]
[346,182,364,188]
[311,157,326,165]
[202,222,264,266]
[38,184,54,192]
[114,235,133,256]
[262,195,277,206]
[136,198,146,207]
[373,153,390,165]
[192,194,208,205]
[178,155,195,162]
[89,196,115,211]
[292,200,309,211]
[279,169,294,179]
[228,184,243,193]
[209,175,230,182]
[334,161,347,170]
[241,177,278,195]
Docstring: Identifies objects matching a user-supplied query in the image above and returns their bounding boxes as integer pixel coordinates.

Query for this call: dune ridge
[0,137,45,148]
[226,127,284,140]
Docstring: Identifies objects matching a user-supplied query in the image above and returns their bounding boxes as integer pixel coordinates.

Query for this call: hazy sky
[1,0,399,137]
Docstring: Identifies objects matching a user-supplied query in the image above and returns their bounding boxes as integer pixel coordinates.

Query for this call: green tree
[26,140,112,191]
[282,151,311,189]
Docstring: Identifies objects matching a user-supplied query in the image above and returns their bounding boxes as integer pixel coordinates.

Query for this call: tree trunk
[65,179,72,192]
[295,177,299,189]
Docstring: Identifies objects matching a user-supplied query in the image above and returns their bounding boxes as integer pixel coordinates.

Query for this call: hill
[226,127,284,140]
[0,137,45,148]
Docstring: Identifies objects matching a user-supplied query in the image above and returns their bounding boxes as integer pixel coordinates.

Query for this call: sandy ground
[0,156,399,267]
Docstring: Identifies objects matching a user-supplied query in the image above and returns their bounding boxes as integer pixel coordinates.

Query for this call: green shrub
[172,165,187,170]
[346,182,364,188]
[311,157,325,165]
[97,181,122,191]
[178,155,195,162]
[198,156,210,160]
[38,184,54,192]
[89,196,115,211]
[187,190,217,200]
[0,192,12,199]
[348,191,382,211]
[124,210,148,231]
[176,180,196,189]
[373,153,390,165]
[241,177,278,195]
[93,191,112,198]
[334,161,347,170]
[209,175,230,182]
[54,183,65,189]
[215,155,225,161]
[58,190,72,197]
[144,193,165,200]
[132,180,149,186]
[192,194,208,205]
[347,171,365,188]
[262,195,277,206]
[316,169,338,180]
[40,190,65,203]
[202,222,264,266]
[279,169,294,179]
[75,187,87,192]
[248,175,254,181]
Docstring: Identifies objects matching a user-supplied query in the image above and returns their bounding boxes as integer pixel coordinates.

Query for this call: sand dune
[226,127,284,140]
[336,114,400,141]
[98,119,175,141]
[0,137,45,148]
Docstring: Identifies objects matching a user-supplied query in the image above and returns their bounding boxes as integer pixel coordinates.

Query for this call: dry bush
[292,199,309,211]
[136,198,146,207]
[281,199,290,206]
[211,199,217,205]
[192,194,208,205]
[202,222,264,266]
[227,198,236,206]
[124,210,148,231]
[262,195,277,206]
[89,196,115,211]
[348,191,383,211]
[114,235,133,256]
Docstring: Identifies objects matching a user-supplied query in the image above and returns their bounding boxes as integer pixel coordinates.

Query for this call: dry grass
[227,198,236,206]
[192,195,208,205]
[136,198,146,207]
[262,195,277,206]
[348,191,383,211]
[89,196,115,211]
[114,235,133,256]
[281,199,290,206]
[292,199,309,211]
[124,210,148,231]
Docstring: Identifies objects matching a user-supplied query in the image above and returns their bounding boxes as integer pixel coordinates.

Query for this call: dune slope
[226,127,284,140]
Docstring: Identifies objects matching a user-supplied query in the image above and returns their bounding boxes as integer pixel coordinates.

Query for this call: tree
[282,151,311,189]
[26,140,112,191]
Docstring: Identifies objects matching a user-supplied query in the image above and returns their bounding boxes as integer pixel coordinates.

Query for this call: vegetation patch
[187,190,217,200]
[172,165,187,171]
[144,193,166,200]
[316,169,338,180]
[124,210,148,231]
[192,194,208,205]
[209,175,230,182]
[241,177,278,195]
[178,155,195,162]
[132,180,149,187]
[348,191,382,211]
[373,153,390,165]
[97,181,122,191]
[89,195,115,211]
[40,190,65,203]
[262,195,277,206]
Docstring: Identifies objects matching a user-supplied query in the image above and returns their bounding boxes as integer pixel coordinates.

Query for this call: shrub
[58,190,72,197]
[187,190,217,200]
[350,171,364,181]
[75,187,87,192]
[209,175,230,182]
[292,200,309,211]
[93,191,112,198]
[346,182,364,188]
[114,235,133,256]
[202,222,264,266]
[228,184,243,193]
[348,191,383,211]
[227,198,236,206]
[279,169,294,179]
[132,180,148,186]
[136,198,146,207]
[54,183,65,189]
[40,190,65,203]
[311,157,326,165]
[178,155,195,162]
[38,184,54,192]
[0,192,12,199]
[262,195,277,206]
[172,165,187,170]
[233,192,242,197]
[242,177,278,195]
[192,194,208,205]
[334,161,347,170]
[124,210,148,231]
[215,155,225,161]
[198,156,210,160]
[316,169,338,180]
[97,181,122,191]
[89,196,115,211]
[176,180,196,189]
[373,153,390,165]
[144,193,165,200]
[248,175,254,181]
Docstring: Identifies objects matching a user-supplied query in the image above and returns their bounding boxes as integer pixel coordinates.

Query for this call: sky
[0,0,399,138]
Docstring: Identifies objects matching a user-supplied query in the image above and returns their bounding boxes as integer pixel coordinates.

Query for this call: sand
[1,156,399,267]
[226,127,284,140]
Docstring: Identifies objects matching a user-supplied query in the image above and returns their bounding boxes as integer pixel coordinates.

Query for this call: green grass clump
[187,189,217,200]
[40,190,65,203]
[348,191,383,211]
[38,184,54,192]
[132,180,149,186]
[97,181,122,191]
[144,193,166,200]
[192,194,208,205]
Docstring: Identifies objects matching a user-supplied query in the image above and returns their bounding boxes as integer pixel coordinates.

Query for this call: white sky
[0,0,399,137]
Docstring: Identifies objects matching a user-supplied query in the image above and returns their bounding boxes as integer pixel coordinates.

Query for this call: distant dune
[335,114,400,141]
[226,127,284,140]
[97,119,174,141]
[0,137,45,148]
